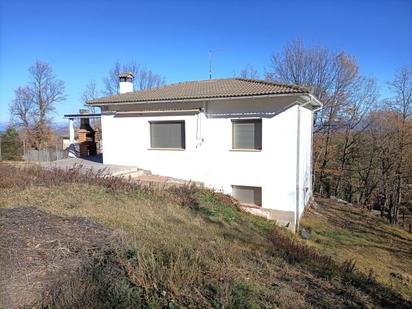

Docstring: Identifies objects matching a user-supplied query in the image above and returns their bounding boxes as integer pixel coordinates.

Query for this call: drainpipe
[195,111,204,148]
[295,96,313,232]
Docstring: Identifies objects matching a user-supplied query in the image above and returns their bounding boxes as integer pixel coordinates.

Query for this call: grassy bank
[301,197,412,301]
[0,164,411,308]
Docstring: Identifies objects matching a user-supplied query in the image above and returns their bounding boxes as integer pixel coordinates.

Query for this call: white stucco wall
[297,106,313,220]
[100,97,314,217]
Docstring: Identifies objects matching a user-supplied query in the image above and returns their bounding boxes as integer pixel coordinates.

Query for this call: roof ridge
[144,77,308,90]
[168,78,235,85]
[234,77,311,92]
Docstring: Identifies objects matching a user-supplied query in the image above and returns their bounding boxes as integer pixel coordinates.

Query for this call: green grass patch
[196,190,275,236]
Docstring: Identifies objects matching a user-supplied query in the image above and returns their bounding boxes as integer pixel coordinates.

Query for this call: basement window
[150,121,186,149]
[232,185,262,207]
[232,119,262,150]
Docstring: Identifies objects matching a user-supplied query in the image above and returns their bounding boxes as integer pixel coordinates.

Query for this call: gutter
[307,93,323,110]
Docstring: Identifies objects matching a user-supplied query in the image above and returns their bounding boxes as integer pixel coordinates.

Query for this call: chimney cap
[118,72,135,79]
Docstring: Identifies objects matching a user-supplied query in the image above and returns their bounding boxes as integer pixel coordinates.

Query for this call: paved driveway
[39,156,202,187]
[40,156,148,178]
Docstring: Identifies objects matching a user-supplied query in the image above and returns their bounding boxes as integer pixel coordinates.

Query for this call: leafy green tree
[1,126,23,161]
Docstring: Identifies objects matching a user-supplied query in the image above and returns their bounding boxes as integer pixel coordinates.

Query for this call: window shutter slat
[150,121,185,149]
[232,119,262,150]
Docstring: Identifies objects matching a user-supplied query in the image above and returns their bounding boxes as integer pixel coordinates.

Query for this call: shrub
[269,230,336,277]
[1,126,23,161]
[166,184,200,209]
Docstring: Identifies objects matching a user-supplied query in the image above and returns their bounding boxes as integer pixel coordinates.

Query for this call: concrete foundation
[241,206,296,231]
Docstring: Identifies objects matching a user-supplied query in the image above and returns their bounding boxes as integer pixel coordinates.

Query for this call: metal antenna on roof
[208,49,226,80]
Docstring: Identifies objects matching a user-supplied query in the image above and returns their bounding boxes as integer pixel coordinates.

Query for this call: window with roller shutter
[232,119,262,150]
[150,121,185,149]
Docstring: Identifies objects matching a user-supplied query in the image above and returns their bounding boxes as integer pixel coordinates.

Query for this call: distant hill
[52,121,68,137]
[0,122,68,136]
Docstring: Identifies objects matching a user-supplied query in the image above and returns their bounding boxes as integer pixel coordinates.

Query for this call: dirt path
[0,207,114,309]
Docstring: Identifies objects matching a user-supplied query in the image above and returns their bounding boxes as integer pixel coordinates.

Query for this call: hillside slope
[0,163,411,308]
[301,197,412,301]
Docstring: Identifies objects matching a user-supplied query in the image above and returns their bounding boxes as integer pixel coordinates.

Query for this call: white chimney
[119,72,134,94]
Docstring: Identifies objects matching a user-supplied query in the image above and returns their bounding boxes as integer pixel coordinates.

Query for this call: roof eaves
[88,91,310,106]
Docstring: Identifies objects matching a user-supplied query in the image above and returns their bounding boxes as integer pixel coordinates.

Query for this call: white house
[89,73,322,230]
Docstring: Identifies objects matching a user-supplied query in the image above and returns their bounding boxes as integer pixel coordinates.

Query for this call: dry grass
[0,164,411,308]
[0,184,283,308]
[0,207,115,308]
[301,197,412,301]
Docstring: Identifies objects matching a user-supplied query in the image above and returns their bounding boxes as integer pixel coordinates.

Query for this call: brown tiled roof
[88,78,310,105]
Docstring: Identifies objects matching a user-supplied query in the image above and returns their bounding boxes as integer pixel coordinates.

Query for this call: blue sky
[0,0,411,124]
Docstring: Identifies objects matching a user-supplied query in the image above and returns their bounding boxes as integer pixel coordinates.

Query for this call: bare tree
[266,39,358,132]
[103,61,165,95]
[29,61,66,126]
[266,39,374,196]
[265,40,412,226]
[354,116,382,205]
[10,87,33,130]
[238,64,259,79]
[360,109,406,219]
[9,87,33,150]
[81,80,99,113]
[386,66,412,223]
[10,60,66,149]
[137,67,166,90]
[388,67,412,118]
[265,39,336,103]
[333,77,378,196]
